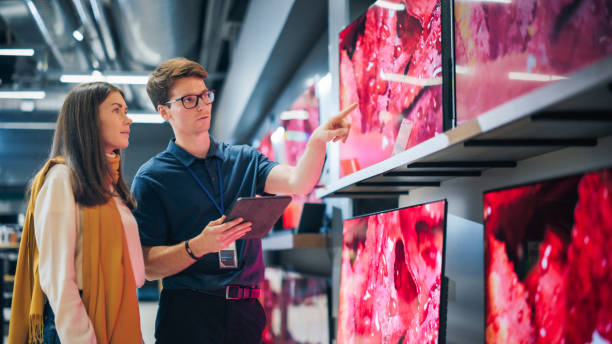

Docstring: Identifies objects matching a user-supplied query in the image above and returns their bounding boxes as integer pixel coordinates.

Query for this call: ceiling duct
[109,0,205,70]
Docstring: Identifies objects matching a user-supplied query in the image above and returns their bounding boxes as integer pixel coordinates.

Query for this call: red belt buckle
[225,285,242,300]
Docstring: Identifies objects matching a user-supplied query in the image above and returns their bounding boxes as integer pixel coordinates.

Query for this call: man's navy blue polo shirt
[130,136,278,290]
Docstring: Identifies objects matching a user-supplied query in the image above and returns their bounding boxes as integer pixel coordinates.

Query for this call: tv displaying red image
[338,200,447,343]
[281,86,322,229]
[454,0,612,124]
[261,268,330,344]
[339,0,443,177]
[484,168,612,343]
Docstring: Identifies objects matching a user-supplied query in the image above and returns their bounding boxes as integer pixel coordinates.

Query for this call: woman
[9,82,144,343]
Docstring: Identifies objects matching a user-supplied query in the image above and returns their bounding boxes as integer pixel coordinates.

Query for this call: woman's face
[99,91,132,153]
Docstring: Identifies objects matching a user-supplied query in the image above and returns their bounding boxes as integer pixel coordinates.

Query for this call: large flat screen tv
[281,85,322,229]
[484,168,612,343]
[454,0,612,124]
[261,268,330,344]
[338,0,445,177]
[338,200,447,343]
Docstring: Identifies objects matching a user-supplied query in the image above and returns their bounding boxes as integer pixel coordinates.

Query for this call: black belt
[196,285,261,300]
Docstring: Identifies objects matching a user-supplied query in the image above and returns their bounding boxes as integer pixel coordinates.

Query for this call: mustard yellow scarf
[9,155,142,343]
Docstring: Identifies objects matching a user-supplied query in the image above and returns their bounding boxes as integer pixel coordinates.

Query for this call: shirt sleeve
[33,165,97,344]
[252,147,279,195]
[131,174,170,247]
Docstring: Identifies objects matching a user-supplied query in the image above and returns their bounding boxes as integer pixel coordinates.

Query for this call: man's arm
[142,216,251,280]
[264,103,357,195]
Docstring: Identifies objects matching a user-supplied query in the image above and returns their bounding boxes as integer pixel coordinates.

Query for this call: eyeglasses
[165,89,215,109]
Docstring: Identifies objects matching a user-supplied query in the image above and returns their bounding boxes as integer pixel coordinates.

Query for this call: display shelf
[317,56,612,198]
[261,231,329,251]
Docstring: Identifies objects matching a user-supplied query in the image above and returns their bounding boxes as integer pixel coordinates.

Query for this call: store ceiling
[0,0,328,196]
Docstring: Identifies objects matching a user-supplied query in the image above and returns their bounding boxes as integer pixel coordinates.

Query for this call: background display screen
[484,168,612,343]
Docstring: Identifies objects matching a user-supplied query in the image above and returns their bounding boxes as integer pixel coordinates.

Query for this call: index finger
[332,102,358,121]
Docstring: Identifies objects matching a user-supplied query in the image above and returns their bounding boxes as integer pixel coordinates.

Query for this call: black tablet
[225,195,292,239]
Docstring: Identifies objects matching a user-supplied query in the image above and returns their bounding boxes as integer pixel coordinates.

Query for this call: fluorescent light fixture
[0,48,35,56]
[508,72,568,82]
[72,30,84,42]
[20,100,35,112]
[106,75,150,84]
[280,110,309,121]
[60,71,150,85]
[127,113,165,124]
[0,91,46,99]
[0,122,56,130]
[374,0,406,11]
[380,71,442,86]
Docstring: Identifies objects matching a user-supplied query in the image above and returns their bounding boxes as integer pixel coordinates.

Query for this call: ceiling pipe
[71,0,107,69]
[89,0,118,64]
[199,0,233,74]
[23,0,65,68]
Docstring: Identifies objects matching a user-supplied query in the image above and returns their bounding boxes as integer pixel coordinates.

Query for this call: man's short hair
[146,57,208,109]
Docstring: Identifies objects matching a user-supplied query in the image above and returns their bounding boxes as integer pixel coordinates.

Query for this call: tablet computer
[226,195,292,239]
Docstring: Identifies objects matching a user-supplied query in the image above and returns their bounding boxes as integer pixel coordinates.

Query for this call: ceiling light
[280,110,309,121]
[379,71,442,86]
[374,0,406,11]
[0,122,55,130]
[0,91,46,99]
[508,72,568,82]
[72,30,84,42]
[127,113,165,124]
[60,71,150,85]
[0,48,35,56]
[105,75,150,85]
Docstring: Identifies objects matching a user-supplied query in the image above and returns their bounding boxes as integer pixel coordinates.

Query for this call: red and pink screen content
[484,168,612,343]
[338,200,446,343]
[281,86,321,229]
[339,0,443,177]
[455,0,612,124]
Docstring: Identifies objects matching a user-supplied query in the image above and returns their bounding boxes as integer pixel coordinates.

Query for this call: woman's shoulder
[45,163,72,181]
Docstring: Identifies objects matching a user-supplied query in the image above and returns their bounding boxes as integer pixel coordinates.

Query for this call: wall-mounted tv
[261,268,330,344]
[454,0,612,124]
[484,168,612,343]
[338,0,445,177]
[338,200,447,343]
[281,85,322,229]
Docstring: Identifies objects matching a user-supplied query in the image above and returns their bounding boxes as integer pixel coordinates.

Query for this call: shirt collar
[167,135,224,167]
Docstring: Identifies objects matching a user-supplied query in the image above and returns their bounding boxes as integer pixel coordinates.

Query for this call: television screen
[338,0,443,177]
[338,200,447,343]
[454,0,612,124]
[281,86,322,229]
[261,268,330,344]
[484,168,612,343]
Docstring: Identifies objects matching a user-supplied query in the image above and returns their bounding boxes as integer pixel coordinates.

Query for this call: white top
[33,164,145,343]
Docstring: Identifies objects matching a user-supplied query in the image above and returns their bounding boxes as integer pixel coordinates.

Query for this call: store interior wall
[398,136,612,343]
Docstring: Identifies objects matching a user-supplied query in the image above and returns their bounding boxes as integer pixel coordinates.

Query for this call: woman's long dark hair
[47,82,136,209]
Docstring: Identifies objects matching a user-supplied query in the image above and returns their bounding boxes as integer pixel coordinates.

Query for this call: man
[131,57,356,343]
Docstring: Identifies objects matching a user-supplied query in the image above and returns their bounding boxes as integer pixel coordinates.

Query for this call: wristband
[185,240,201,260]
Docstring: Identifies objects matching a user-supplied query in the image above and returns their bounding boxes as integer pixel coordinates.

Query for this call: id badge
[219,242,238,269]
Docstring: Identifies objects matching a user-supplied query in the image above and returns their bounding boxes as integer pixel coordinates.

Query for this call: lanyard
[184,159,225,216]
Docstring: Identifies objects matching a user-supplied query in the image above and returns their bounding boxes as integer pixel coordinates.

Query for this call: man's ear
[158,104,170,121]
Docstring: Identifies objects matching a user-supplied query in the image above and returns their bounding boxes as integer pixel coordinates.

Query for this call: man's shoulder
[134,150,177,180]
